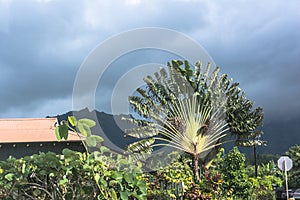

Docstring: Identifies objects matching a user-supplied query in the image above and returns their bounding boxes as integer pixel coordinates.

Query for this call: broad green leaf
[86,136,97,147]
[136,180,146,188]
[123,173,133,184]
[78,118,96,128]
[111,171,123,180]
[55,126,62,142]
[55,124,69,141]
[5,173,14,181]
[62,148,76,157]
[110,188,117,199]
[68,116,77,126]
[120,191,129,200]
[86,135,104,147]
[99,146,109,153]
[100,178,107,187]
[93,135,104,143]
[61,124,69,140]
[77,122,91,137]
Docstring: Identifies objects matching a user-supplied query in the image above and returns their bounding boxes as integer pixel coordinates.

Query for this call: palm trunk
[193,154,200,182]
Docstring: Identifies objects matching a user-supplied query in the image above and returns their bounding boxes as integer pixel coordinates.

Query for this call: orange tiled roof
[0,118,81,143]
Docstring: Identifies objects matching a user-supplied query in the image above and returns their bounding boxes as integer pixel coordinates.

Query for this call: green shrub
[246,161,283,200]
[0,149,146,199]
[217,147,253,199]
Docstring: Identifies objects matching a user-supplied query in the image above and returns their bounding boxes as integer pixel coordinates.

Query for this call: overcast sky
[0,0,299,126]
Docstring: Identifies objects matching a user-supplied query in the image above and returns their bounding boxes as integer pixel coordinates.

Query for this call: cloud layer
[0,0,299,124]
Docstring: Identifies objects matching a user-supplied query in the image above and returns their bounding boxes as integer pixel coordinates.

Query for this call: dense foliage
[0,145,285,199]
[247,162,283,199]
[216,147,253,198]
[147,148,282,199]
[285,145,300,188]
[0,149,146,200]
[0,116,147,199]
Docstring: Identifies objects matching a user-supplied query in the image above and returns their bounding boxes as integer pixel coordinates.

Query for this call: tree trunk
[193,154,200,182]
[254,144,258,177]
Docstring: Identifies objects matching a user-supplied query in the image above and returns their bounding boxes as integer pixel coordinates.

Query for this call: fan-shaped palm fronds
[152,94,227,154]
[151,93,228,180]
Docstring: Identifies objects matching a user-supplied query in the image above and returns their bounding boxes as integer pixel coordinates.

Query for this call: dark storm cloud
[0,0,299,121]
[0,0,96,117]
[194,0,300,121]
[1,0,209,117]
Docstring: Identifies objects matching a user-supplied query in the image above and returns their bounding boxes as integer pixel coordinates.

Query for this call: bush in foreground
[0,148,146,200]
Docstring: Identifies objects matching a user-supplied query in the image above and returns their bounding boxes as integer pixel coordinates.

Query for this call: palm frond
[152,93,228,156]
[126,138,155,153]
[125,124,158,138]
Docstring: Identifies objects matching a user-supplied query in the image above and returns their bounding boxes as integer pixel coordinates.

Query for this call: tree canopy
[124,60,264,179]
[285,145,300,188]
